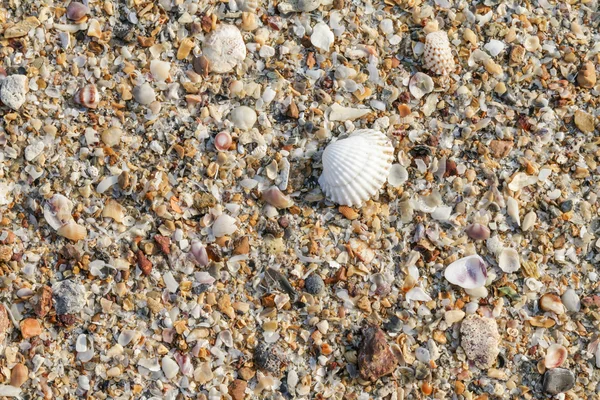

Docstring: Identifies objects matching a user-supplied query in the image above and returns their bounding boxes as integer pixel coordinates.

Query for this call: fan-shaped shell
[319,129,393,207]
[444,254,487,289]
[202,25,246,74]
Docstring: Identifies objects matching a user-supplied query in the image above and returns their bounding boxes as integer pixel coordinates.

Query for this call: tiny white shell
[406,287,432,302]
[423,31,455,75]
[44,194,74,230]
[319,129,393,207]
[444,255,487,289]
[387,164,408,188]
[498,248,520,273]
[262,186,293,209]
[212,214,237,237]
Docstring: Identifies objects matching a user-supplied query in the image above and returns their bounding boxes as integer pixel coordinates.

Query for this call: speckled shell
[319,129,394,207]
[423,31,455,75]
[74,84,99,108]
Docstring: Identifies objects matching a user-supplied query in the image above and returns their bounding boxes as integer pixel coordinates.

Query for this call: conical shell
[319,129,393,207]
[444,254,487,289]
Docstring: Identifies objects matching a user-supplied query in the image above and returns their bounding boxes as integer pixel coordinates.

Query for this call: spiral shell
[74,84,99,108]
[318,129,393,207]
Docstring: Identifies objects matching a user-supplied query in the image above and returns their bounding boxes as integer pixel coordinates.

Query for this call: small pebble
[0,75,28,110]
[304,273,325,295]
[133,83,156,105]
[543,368,575,395]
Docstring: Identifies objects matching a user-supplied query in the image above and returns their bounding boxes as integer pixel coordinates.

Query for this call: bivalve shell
[498,248,520,273]
[319,129,393,207]
[74,84,100,108]
[444,254,487,289]
[57,221,87,242]
[545,344,568,369]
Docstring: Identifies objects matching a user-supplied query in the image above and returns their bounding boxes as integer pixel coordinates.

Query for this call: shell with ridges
[423,31,455,75]
[319,129,393,207]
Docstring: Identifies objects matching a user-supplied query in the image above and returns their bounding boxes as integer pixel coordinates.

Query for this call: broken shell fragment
[262,186,293,209]
[10,363,28,388]
[311,22,334,51]
[465,223,490,241]
[409,72,434,100]
[214,131,232,152]
[74,84,100,108]
[444,255,487,289]
[498,248,520,273]
[212,214,238,237]
[545,344,568,369]
[319,129,393,207]
[102,199,125,223]
[278,0,321,13]
[57,221,87,242]
[202,25,246,74]
[423,31,455,75]
[44,194,74,230]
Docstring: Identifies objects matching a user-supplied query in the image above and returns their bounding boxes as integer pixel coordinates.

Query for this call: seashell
[319,129,394,207]
[465,223,490,241]
[101,127,122,147]
[74,84,100,108]
[102,199,125,223]
[506,196,520,226]
[311,22,334,51]
[202,24,246,74]
[508,172,537,192]
[545,344,568,369]
[228,106,257,130]
[57,221,87,241]
[409,72,434,99]
[328,103,371,121]
[423,31,455,75]
[192,55,210,78]
[133,83,156,105]
[10,363,28,388]
[522,210,537,232]
[262,186,293,209]
[236,0,259,12]
[214,131,232,151]
[498,248,520,273]
[150,60,171,82]
[212,214,237,237]
[388,164,408,188]
[278,0,320,13]
[539,293,565,315]
[66,2,89,21]
[444,255,487,289]
[405,287,432,302]
[44,194,74,230]
[190,241,209,266]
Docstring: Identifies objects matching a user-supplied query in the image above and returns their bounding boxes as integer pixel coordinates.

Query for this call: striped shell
[74,84,99,108]
[319,129,393,207]
[423,31,455,75]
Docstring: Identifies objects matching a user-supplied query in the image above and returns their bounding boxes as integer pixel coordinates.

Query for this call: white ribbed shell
[423,31,455,75]
[319,129,394,207]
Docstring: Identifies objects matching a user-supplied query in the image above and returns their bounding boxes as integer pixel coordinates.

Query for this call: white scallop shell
[319,129,394,207]
[444,254,488,289]
[498,247,520,273]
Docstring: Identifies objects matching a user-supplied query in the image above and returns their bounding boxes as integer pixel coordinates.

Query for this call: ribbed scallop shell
[319,129,394,207]
[423,31,455,75]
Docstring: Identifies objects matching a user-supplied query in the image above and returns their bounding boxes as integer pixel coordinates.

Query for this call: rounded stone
[304,273,325,295]
[133,83,156,105]
[543,368,575,395]
[52,280,86,315]
[228,106,257,130]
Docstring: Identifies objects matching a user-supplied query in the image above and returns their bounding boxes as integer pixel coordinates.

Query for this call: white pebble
[24,141,45,161]
[311,22,334,51]
[163,271,179,293]
[561,289,580,312]
[484,39,506,57]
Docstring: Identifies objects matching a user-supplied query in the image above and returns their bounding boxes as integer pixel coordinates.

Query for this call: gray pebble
[0,75,28,110]
[254,342,286,374]
[133,82,156,105]
[304,273,325,295]
[52,280,86,315]
[543,368,575,395]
